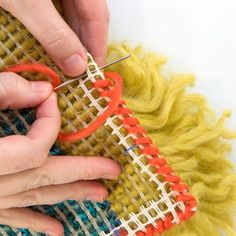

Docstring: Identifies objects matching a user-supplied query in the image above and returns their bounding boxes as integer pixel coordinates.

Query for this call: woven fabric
[0,8,196,236]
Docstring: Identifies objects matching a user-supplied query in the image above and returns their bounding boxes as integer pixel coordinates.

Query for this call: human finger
[0,93,60,175]
[0,181,108,209]
[0,0,87,76]
[0,156,120,196]
[74,0,109,65]
[0,72,52,110]
[0,208,63,236]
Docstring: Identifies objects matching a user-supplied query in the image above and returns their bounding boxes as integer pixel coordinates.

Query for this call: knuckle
[31,151,47,168]
[0,0,34,13]
[0,0,15,11]
[26,172,50,190]
[0,209,10,224]
[0,72,23,109]
[96,10,110,25]
[28,210,41,230]
[0,199,5,209]
[0,73,12,102]
[42,27,72,50]
[100,3,110,25]
[80,165,95,180]
[104,10,110,25]
[17,190,41,207]
[68,183,78,199]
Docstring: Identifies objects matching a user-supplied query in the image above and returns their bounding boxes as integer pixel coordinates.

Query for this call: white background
[108,0,236,165]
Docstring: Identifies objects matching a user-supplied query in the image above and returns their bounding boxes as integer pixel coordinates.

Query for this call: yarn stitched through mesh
[0,7,197,236]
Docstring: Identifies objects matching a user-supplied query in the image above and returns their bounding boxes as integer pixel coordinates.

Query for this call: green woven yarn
[105,43,236,236]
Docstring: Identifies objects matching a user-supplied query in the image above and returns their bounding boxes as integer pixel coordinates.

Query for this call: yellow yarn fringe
[106,43,236,236]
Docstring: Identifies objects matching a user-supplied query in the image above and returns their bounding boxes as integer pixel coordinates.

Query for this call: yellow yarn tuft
[106,43,236,236]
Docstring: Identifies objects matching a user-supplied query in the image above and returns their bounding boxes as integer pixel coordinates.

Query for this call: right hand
[0,0,109,76]
[0,72,120,236]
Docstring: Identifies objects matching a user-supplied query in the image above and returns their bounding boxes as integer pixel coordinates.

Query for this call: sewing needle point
[53,54,131,91]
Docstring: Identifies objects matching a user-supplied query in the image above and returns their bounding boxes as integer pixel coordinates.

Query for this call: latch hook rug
[105,43,236,236]
[0,4,235,236]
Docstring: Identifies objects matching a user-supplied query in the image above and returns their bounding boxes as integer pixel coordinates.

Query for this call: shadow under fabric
[0,5,235,236]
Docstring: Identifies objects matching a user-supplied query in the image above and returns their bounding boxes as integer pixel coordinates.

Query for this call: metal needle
[54,54,131,91]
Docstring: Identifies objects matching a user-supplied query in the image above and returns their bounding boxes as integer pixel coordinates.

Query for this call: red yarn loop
[57,71,123,142]
[5,63,61,88]
[4,63,123,142]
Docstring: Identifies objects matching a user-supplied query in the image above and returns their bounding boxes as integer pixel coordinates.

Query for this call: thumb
[0,72,52,110]
[1,0,87,76]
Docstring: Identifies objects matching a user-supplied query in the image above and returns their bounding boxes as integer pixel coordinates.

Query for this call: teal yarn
[0,109,122,235]
[0,109,34,136]
[0,109,63,155]
[0,201,121,236]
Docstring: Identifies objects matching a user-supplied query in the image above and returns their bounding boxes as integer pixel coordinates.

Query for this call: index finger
[0,93,61,175]
[74,0,109,65]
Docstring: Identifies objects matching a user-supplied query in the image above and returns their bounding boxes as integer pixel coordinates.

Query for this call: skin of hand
[0,1,112,235]
[0,0,109,76]
[0,74,120,234]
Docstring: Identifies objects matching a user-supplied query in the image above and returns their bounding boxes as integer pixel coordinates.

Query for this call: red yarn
[5,63,123,142]
[5,63,197,236]
[5,63,61,88]
[57,72,123,142]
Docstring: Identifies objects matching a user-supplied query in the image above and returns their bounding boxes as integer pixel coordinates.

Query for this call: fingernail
[86,195,104,203]
[61,53,87,76]
[46,232,63,236]
[45,231,58,236]
[31,81,52,94]
[102,175,119,180]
